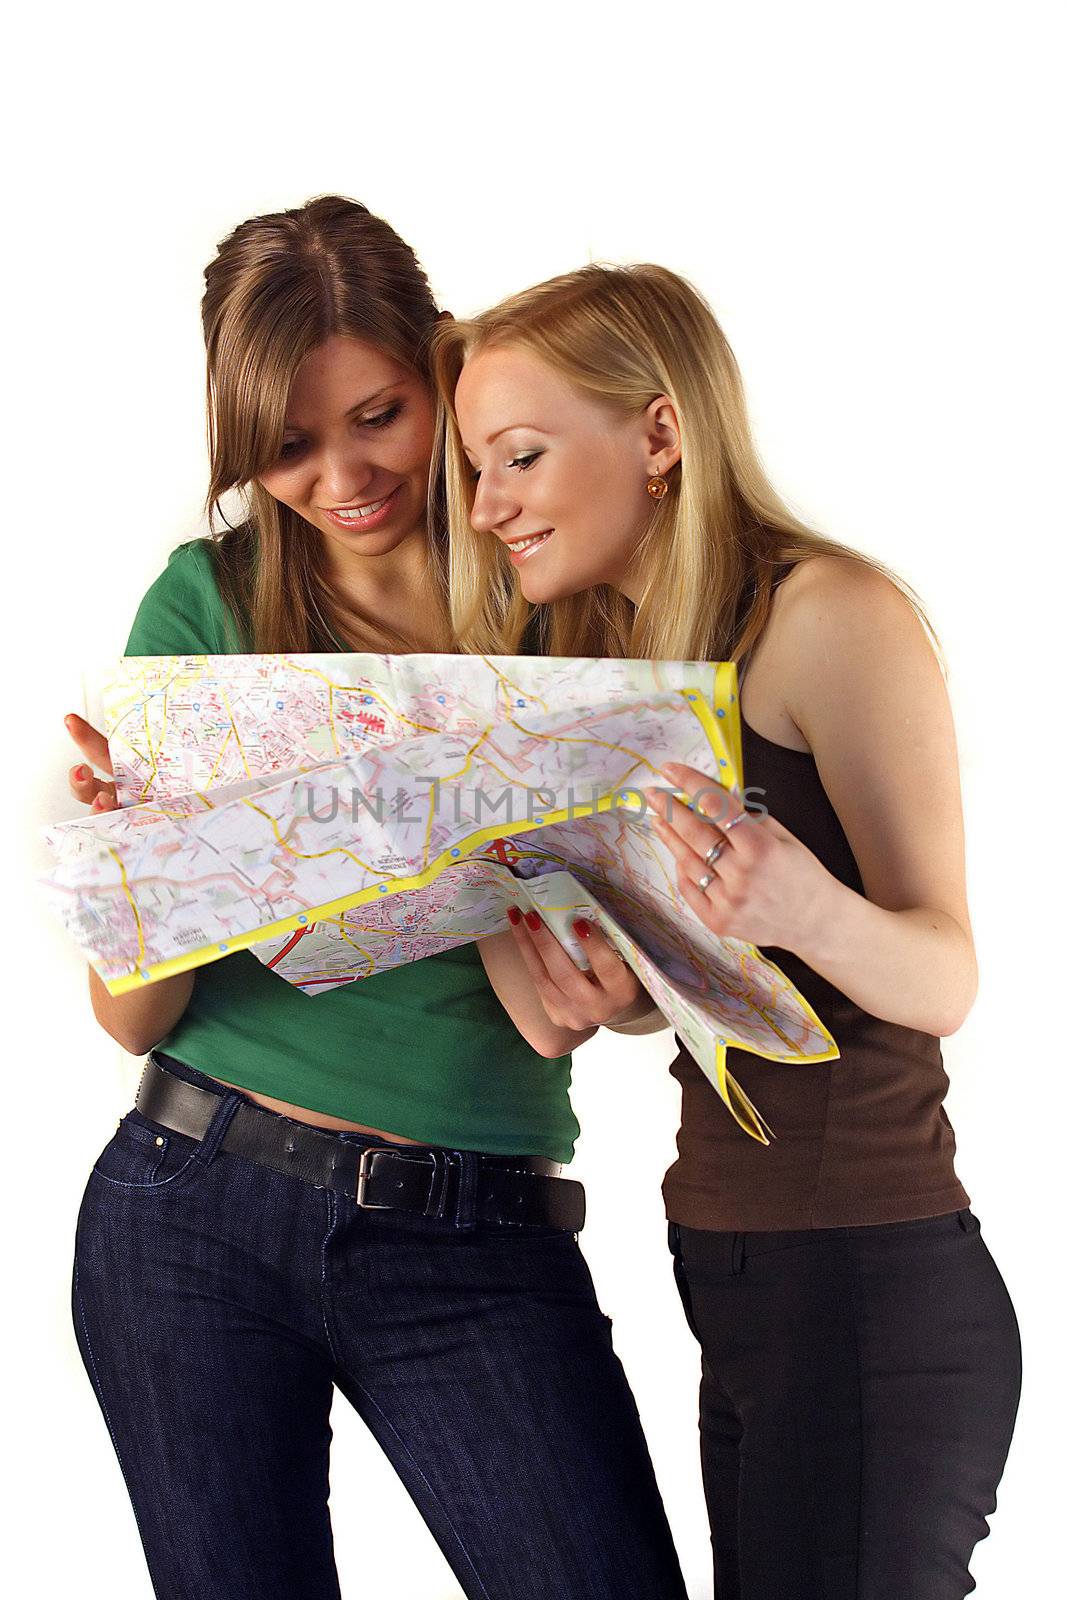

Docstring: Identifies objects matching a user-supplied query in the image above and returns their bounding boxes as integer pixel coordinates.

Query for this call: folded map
[44,653,839,1141]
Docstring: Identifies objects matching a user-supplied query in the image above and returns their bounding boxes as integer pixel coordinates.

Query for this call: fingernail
[64,714,76,728]
[506,906,522,926]
[91,795,105,810]
[74,766,89,782]
[524,911,542,932]
[573,918,592,939]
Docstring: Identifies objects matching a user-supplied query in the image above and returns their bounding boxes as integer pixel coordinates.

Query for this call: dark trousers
[669,1211,1021,1600]
[72,1057,687,1600]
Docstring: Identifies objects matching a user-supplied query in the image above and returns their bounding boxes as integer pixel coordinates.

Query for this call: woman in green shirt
[67,198,685,1600]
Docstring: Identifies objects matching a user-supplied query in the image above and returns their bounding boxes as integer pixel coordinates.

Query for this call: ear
[436,309,456,324]
[641,395,682,476]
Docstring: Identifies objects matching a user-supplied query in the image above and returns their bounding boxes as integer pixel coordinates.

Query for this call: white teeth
[511,532,551,553]
[333,496,388,520]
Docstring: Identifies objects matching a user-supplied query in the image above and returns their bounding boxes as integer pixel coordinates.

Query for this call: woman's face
[257,335,436,564]
[454,345,676,605]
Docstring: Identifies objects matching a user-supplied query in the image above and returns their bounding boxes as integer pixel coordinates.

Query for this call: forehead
[454,345,586,440]
[286,335,413,420]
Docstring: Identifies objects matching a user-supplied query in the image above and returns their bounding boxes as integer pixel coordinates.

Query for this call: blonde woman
[432,266,1022,1600]
[65,210,687,1600]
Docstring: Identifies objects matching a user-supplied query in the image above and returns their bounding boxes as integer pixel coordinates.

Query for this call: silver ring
[697,871,713,891]
[703,841,725,867]
[723,811,750,833]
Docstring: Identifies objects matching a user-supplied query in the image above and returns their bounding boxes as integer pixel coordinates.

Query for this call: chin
[518,576,559,605]
[320,518,422,560]
[517,569,585,606]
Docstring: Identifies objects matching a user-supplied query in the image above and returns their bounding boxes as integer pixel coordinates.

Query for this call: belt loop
[731,1232,746,1275]
[453,1150,478,1232]
[194,1093,241,1166]
[957,1209,979,1234]
[425,1149,449,1220]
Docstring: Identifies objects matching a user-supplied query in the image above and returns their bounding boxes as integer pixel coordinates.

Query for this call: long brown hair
[431,264,935,664]
[202,195,450,652]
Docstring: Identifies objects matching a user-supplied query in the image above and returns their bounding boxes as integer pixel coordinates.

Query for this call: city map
[44,653,839,1142]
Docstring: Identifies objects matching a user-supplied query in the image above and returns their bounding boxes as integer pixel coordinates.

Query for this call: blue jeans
[72,1057,687,1599]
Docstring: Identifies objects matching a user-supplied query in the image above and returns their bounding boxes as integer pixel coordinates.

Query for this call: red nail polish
[506,906,522,925]
[74,766,88,781]
[573,918,592,939]
[524,911,542,932]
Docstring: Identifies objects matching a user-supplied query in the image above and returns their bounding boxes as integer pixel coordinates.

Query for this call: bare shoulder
[770,554,935,680]
[775,553,922,633]
[747,555,944,757]
[742,554,943,752]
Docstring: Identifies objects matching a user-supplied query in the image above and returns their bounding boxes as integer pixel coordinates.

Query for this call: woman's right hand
[65,712,118,812]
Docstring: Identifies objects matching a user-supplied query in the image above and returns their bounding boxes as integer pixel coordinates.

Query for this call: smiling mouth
[329,491,396,521]
[504,530,553,562]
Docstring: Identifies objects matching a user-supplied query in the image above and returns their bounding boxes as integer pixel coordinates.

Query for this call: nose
[470,471,520,537]
[317,442,375,506]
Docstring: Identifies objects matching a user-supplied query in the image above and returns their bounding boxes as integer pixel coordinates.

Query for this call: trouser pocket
[667,1221,701,1342]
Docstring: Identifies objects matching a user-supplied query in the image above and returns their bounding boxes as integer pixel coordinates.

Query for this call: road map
[44,653,839,1142]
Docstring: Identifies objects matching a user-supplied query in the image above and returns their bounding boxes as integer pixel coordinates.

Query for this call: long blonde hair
[431,264,932,662]
[202,195,451,653]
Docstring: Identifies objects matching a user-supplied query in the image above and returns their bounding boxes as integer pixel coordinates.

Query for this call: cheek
[256,468,312,514]
[563,453,644,555]
[394,406,436,476]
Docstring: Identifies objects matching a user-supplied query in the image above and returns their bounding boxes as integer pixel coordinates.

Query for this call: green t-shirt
[125,539,578,1161]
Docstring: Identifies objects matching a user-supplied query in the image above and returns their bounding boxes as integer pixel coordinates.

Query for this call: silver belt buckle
[355,1146,393,1209]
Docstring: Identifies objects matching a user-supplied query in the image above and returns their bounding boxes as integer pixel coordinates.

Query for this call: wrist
[605,991,657,1028]
[792,869,851,968]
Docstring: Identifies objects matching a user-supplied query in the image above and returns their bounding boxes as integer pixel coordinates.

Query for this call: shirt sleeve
[124,540,236,656]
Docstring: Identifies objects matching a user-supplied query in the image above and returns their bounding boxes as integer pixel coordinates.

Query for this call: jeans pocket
[91,1109,202,1192]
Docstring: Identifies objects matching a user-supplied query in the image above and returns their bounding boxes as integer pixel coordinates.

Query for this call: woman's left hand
[648,762,836,953]
[506,908,652,1030]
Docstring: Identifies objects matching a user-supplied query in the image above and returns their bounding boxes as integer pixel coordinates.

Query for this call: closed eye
[467,449,541,484]
[362,403,403,430]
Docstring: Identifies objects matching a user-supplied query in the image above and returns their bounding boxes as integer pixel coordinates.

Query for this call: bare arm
[782,559,977,1033]
[652,557,977,1036]
[89,967,196,1056]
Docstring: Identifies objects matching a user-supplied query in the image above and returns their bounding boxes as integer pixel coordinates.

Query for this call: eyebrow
[486,423,550,444]
[283,384,403,433]
[463,422,556,460]
[463,424,555,463]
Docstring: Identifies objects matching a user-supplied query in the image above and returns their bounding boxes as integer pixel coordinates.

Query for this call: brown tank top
[662,692,970,1232]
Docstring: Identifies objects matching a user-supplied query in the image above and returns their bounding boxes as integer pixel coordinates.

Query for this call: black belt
[136,1056,585,1233]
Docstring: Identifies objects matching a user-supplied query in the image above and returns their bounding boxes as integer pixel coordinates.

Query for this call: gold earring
[646,472,669,501]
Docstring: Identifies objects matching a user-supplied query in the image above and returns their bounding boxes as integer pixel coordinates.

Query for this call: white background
[6,2,1063,1595]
